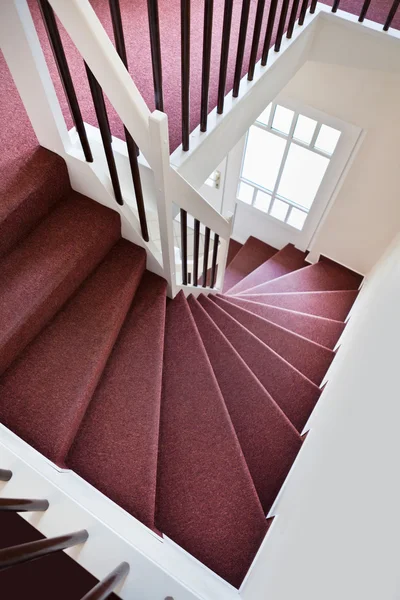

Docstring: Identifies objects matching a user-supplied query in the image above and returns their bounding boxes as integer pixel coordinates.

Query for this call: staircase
[0,148,362,588]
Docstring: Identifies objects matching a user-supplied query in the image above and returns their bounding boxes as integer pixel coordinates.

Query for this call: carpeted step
[0,240,146,465]
[0,148,70,260]
[0,192,120,375]
[197,294,321,432]
[67,271,167,531]
[236,290,359,321]
[219,295,345,350]
[227,239,243,266]
[239,260,363,296]
[227,244,307,296]
[156,291,268,587]
[188,295,302,514]
[223,236,277,293]
[210,296,334,386]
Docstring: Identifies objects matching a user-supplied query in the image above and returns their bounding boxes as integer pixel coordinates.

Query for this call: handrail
[80,562,130,600]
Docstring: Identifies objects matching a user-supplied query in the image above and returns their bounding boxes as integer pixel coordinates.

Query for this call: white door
[223,97,362,252]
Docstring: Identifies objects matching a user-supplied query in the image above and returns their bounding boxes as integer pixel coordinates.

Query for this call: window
[237,102,342,230]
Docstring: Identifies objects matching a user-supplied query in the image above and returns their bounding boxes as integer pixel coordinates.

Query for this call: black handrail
[147,0,164,111]
[109,0,149,240]
[261,0,279,65]
[217,0,234,113]
[233,0,251,97]
[0,469,12,482]
[180,209,188,285]
[248,0,266,81]
[200,0,214,132]
[202,227,211,287]
[0,530,89,569]
[38,0,93,162]
[0,498,49,512]
[193,219,200,286]
[181,0,191,150]
[80,562,130,600]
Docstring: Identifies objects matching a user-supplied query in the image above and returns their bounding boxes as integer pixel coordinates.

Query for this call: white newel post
[0,0,71,157]
[149,111,177,298]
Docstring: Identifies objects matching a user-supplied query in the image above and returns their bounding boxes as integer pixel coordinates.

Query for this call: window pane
[293,115,317,145]
[270,199,289,221]
[278,144,329,210]
[272,105,294,135]
[254,190,272,213]
[256,103,272,126]
[242,127,286,192]
[315,125,341,154]
[287,208,307,230]
[238,181,254,204]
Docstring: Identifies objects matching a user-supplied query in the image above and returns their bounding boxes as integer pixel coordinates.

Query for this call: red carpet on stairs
[227,243,307,296]
[155,291,268,587]
[67,271,167,530]
[0,239,146,464]
[188,295,302,514]
[223,236,277,292]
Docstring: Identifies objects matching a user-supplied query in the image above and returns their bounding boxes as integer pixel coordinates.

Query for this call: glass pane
[287,208,308,230]
[256,103,272,126]
[237,181,254,204]
[293,115,317,145]
[242,126,286,192]
[315,124,341,154]
[278,144,330,210]
[254,190,272,213]
[272,105,294,135]
[270,199,289,221]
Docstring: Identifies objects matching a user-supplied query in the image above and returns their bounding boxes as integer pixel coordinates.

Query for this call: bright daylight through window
[238,103,342,230]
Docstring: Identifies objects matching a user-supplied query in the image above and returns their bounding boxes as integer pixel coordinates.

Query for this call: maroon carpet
[223,236,277,292]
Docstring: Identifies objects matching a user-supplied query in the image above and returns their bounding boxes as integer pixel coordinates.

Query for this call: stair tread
[198,294,321,432]
[210,296,334,386]
[0,148,70,260]
[239,260,363,295]
[223,236,277,292]
[156,291,268,587]
[0,239,146,464]
[0,192,121,374]
[188,295,302,514]
[236,289,359,321]
[219,294,345,350]
[226,238,243,266]
[67,270,167,530]
[227,243,307,295]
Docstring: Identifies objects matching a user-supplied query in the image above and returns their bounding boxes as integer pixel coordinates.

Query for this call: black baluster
[383,0,399,29]
[275,0,291,52]
[202,227,211,287]
[309,0,318,13]
[181,0,191,150]
[298,0,309,25]
[233,0,251,97]
[200,0,214,132]
[147,0,164,111]
[358,0,371,21]
[193,219,200,286]
[248,0,266,81]
[287,0,301,38]
[331,0,340,12]
[217,0,234,113]
[210,234,219,288]
[180,209,188,285]
[261,0,279,65]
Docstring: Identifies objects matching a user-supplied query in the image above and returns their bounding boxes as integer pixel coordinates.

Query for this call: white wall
[241,231,400,600]
[281,61,400,275]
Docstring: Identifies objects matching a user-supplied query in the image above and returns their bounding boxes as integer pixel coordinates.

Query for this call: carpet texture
[223,236,277,292]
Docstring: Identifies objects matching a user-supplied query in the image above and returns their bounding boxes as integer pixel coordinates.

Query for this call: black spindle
[181,0,191,151]
[358,0,371,20]
[85,66,124,206]
[0,469,12,482]
[275,0,291,52]
[147,0,164,111]
[298,0,309,25]
[109,0,149,240]
[383,0,399,29]
[193,219,200,286]
[217,0,234,113]
[38,0,93,162]
[202,227,211,287]
[331,0,340,11]
[0,498,49,512]
[309,0,318,13]
[261,0,279,65]
[287,0,301,38]
[80,562,130,600]
[210,233,219,288]
[248,0,266,81]
[180,209,188,285]
[200,0,214,132]
[233,0,251,97]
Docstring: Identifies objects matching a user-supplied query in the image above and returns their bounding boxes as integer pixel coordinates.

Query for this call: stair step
[67,271,167,530]
[227,239,243,266]
[0,192,121,375]
[0,148,70,260]
[239,261,363,295]
[198,294,321,432]
[227,244,307,295]
[210,296,334,386]
[219,295,345,350]
[223,236,277,293]
[156,292,268,588]
[236,290,359,321]
[0,240,146,465]
[188,295,302,513]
